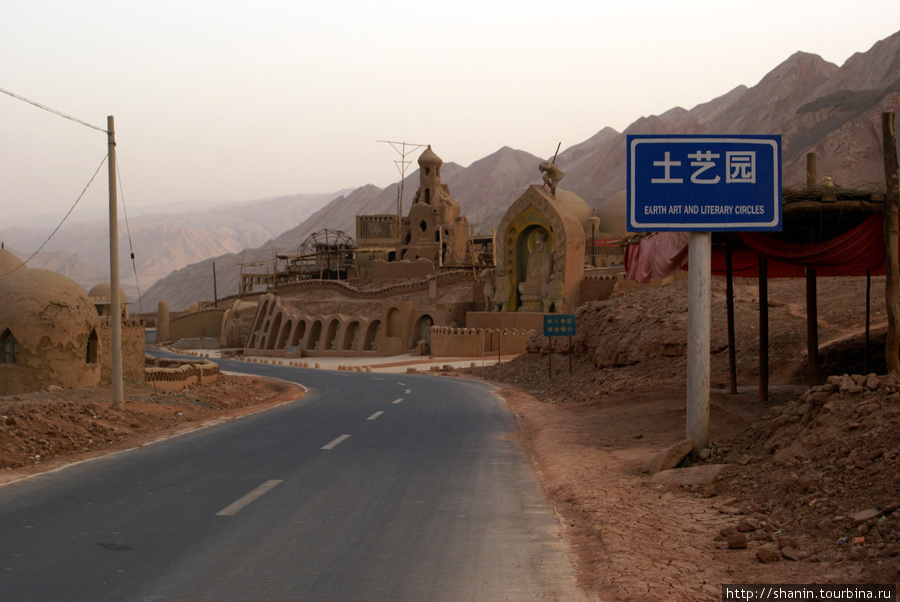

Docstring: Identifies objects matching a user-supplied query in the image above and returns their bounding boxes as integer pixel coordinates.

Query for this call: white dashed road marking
[321,434,351,450]
[216,480,283,516]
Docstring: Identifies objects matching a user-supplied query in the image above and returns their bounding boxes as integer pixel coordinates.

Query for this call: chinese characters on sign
[651,150,757,184]
[627,135,782,232]
[543,314,576,337]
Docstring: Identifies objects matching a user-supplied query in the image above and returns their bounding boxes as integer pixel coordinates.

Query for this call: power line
[116,160,146,314]
[0,86,108,133]
[2,154,109,276]
[0,86,111,275]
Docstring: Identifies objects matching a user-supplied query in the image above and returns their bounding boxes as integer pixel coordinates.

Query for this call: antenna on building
[377,140,427,220]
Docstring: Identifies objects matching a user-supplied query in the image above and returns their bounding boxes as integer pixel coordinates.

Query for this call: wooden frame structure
[716,113,900,400]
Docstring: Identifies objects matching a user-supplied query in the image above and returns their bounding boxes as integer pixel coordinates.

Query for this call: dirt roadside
[468,274,900,600]
[0,375,304,487]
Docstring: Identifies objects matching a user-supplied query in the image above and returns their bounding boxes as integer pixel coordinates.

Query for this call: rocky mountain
[147,29,900,311]
[3,245,107,288]
[263,147,546,246]
[138,151,549,311]
[0,192,345,306]
[12,30,900,312]
[557,31,900,205]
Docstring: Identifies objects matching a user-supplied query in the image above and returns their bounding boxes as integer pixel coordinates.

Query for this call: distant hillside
[140,150,548,310]
[558,32,900,203]
[0,192,344,301]
[15,29,900,312]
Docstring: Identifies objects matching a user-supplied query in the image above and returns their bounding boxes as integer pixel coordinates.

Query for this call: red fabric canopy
[625,214,887,283]
[624,231,689,283]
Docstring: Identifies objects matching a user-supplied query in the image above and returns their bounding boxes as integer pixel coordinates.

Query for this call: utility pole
[238,251,246,297]
[108,116,124,409]
[271,243,278,294]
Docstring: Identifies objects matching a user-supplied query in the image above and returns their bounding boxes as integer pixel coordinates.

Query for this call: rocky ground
[2,274,898,600]
[472,274,900,599]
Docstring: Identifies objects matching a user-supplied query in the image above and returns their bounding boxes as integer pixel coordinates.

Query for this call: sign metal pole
[627,134,781,454]
[686,232,711,450]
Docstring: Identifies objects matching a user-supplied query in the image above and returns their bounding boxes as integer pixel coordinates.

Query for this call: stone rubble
[716,373,900,577]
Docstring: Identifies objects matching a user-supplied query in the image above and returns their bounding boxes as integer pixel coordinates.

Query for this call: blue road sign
[543,314,576,337]
[627,135,782,232]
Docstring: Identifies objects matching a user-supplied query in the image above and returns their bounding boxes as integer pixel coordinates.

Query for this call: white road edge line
[321,434,351,450]
[216,480,283,516]
[391,398,404,405]
[367,411,385,420]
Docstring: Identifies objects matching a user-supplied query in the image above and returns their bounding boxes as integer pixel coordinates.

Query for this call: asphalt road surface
[0,358,584,601]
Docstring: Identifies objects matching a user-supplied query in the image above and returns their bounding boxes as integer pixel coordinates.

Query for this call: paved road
[0,359,583,601]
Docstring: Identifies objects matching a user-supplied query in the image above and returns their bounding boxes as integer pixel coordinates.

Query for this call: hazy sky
[2,1,898,224]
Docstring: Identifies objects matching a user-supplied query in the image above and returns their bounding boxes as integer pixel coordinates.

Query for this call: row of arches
[252,313,382,355]
[246,296,436,356]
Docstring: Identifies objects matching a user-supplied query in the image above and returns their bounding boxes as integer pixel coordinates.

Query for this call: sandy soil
[2,275,899,600]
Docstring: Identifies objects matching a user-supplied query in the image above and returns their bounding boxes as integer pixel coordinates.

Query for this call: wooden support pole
[806,268,820,386]
[758,253,769,403]
[806,152,817,188]
[725,243,737,394]
[884,112,900,374]
[866,272,872,375]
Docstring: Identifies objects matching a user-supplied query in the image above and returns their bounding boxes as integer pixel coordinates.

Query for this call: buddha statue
[517,231,553,311]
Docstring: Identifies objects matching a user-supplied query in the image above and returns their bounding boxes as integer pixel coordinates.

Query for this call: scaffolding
[278,229,356,281]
